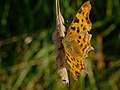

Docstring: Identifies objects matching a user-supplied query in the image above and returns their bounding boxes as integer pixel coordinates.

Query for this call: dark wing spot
[81,66,84,69]
[82,47,86,52]
[79,8,82,13]
[82,12,85,15]
[74,17,79,23]
[77,40,80,43]
[66,53,70,56]
[71,68,74,71]
[73,57,75,61]
[85,45,88,48]
[67,59,71,63]
[82,19,84,22]
[81,44,83,47]
[71,58,74,61]
[73,63,74,65]
[83,26,87,30]
[69,64,73,71]
[86,13,90,24]
[71,26,76,31]
[80,44,83,48]
[87,20,91,24]
[75,63,79,68]
[81,24,83,27]
[77,59,79,62]
[86,17,88,20]
[76,27,80,33]
[68,64,71,68]
[81,64,85,69]
[79,36,81,39]
[77,29,80,33]
[72,65,74,68]
[80,63,82,66]
[66,57,71,63]
[70,32,72,34]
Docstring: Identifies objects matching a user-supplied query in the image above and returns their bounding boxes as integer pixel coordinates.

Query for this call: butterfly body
[62,1,93,80]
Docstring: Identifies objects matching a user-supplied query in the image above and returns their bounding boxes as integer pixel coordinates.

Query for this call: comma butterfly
[62,1,93,80]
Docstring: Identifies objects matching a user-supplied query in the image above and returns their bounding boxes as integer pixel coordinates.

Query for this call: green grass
[0,0,120,90]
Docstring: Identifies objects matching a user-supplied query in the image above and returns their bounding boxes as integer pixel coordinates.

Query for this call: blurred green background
[0,0,120,90]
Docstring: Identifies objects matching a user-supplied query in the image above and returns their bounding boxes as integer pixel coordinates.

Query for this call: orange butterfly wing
[62,1,93,80]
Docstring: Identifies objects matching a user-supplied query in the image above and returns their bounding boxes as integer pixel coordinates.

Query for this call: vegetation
[0,0,120,90]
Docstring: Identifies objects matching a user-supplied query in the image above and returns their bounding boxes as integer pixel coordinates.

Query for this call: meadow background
[0,0,120,90]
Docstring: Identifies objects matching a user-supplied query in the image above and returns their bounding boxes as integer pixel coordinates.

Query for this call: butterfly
[62,1,93,80]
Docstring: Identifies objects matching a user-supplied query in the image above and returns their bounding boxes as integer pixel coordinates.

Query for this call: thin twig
[52,0,69,86]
